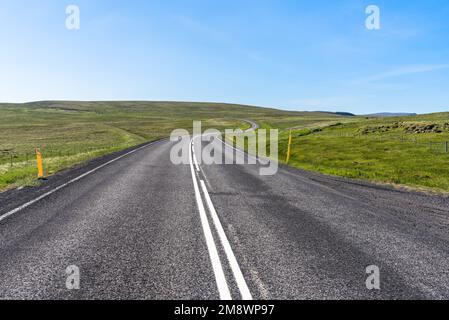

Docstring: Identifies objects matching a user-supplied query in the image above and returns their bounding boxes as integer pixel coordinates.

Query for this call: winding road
[1,124,449,300]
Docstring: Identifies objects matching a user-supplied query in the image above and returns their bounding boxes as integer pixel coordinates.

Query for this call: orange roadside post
[36,148,44,178]
[286,130,293,164]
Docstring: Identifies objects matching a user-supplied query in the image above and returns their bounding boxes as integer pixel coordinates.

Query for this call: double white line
[189,137,252,300]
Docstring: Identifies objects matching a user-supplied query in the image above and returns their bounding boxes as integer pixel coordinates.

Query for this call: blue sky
[0,0,448,114]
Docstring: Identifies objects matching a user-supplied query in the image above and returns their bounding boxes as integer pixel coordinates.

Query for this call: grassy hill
[273,112,449,192]
[1,101,448,193]
[0,101,340,191]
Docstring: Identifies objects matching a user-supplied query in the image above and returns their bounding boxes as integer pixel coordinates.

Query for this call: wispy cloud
[288,97,356,110]
[169,14,228,41]
[353,64,449,84]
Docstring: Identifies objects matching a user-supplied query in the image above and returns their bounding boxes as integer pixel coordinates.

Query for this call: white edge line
[0,141,160,223]
[189,140,232,300]
[199,180,253,300]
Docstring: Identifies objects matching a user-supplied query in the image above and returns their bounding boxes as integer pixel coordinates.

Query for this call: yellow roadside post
[36,148,44,178]
[286,130,293,164]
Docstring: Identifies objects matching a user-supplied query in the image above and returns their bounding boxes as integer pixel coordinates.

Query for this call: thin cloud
[354,64,449,84]
[169,14,228,41]
[288,97,356,109]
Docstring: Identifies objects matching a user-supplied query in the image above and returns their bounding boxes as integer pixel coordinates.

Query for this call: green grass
[2,101,449,193]
[274,113,449,192]
[230,112,449,192]
[1,101,328,191]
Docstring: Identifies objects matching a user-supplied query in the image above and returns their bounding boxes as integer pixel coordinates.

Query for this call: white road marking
[192,142,201,172]
[200,180,253,300]
[217,137,261,164]
[0,141,161,223]
[189,140,232,300]
[191,134,253,300]
[199,164,214,191]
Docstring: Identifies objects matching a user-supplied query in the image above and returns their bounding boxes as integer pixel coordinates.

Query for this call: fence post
[10,153,13,167]
[286,130,293,164]
[36,148,44,178]
[446,141,448,153]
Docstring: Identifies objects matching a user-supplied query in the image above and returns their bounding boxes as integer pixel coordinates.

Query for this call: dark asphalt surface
[1,130,449,300]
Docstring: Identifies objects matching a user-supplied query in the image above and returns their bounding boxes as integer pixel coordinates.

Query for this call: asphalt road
[1,129,449,300]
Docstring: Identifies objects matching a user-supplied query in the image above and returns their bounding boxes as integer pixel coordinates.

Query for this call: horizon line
[0,99,447,116]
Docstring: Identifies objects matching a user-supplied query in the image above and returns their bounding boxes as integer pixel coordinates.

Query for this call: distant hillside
[334,112,356,117]
[321,111,356,117]
[366,112,417,117]
[0,100,351,190]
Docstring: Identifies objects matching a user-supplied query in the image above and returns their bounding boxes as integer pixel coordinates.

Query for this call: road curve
[1,132,449,299]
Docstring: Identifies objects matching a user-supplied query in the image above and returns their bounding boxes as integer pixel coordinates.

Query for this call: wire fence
[323,132,449,154]
[0,144,127,168]
[3,131,449,170]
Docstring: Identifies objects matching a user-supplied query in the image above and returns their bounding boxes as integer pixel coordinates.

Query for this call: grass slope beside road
[271,113,449,192]
[2,100,449,193]
[0,101,325,191]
